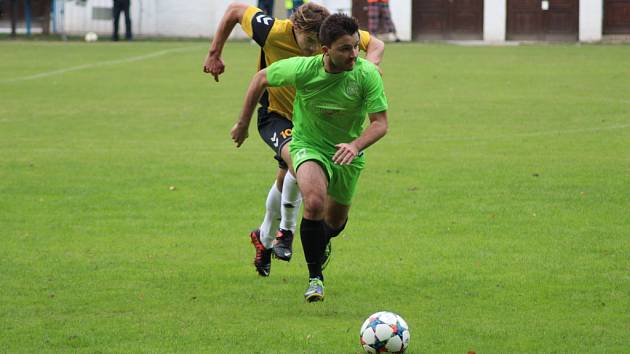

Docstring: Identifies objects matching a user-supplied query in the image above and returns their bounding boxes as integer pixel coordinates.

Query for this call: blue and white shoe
[304,278,325,302]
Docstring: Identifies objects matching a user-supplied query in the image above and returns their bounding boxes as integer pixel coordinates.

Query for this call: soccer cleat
[272,229,294,262]
[304,278,325,302]
[250,229,272,277]
[321,240,332,271]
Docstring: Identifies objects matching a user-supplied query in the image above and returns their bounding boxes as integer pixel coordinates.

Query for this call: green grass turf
[1,39,629,353]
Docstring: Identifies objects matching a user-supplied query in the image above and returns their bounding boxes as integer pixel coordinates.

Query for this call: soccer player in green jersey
[203,3,384,277]
[232,13,388,302]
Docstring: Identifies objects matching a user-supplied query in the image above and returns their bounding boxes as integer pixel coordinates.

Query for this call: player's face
[294,29,321,56]
[325,32,360,72]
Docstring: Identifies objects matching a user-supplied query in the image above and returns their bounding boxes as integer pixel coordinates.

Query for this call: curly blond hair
[290,2,331,34]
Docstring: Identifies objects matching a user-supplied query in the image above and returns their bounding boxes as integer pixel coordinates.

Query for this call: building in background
[2,0,630,42]
[352,0,629,42]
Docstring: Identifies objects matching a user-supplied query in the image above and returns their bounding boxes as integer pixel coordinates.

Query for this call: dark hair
[290,2,330,34]
[318,13,359,47]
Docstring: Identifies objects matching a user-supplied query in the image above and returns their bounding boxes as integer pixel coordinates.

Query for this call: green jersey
[266,55,387,157]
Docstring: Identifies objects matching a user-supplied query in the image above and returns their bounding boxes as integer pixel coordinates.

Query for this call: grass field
[1,39,629,353]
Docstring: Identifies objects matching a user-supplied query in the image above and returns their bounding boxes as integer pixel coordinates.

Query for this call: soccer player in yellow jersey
[203,3,384,277]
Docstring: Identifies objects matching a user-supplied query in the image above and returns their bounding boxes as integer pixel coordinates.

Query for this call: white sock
[279,172,302,233]
[259,182,281,249]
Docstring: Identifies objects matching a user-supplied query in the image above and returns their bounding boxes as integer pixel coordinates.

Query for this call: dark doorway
[604,0,630,34]
[412,0,483,40]
[507,0,578,41]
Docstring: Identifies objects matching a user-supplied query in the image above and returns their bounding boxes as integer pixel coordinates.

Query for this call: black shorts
[257,106,293,169]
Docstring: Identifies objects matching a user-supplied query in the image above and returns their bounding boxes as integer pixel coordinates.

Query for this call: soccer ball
[360,311,410,353]
[84,32,98,42]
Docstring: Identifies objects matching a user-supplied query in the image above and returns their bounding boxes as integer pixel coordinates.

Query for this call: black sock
[300,217,326,281]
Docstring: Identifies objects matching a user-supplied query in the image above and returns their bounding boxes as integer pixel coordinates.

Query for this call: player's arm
[231,69,270,147]
[232,57,299,147]
[365,36,385,67]
[333,111,388,165]
[202,3,249,82]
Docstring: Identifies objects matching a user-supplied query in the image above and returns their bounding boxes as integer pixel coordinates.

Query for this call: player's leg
[249,108,293,276]
[258,0,271,15]
[367,3,379,35]
[250,166,288,277]
[320,161,363,270]
[265,0,274,16]
[259,168,286,249]
[295,160,329,301]
[112,1,121,41]
[123,0,132,40]
[250,169,283,277]
[324,199,350,232]
[321,199,349,270]
[273,143,302,261]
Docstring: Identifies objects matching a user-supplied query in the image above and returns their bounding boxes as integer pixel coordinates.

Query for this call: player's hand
[333,143,359,165]
[230,121,249,148]
[203,54,225,82]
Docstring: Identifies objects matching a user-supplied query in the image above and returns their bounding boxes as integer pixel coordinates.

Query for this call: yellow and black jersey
[240,6,371,121]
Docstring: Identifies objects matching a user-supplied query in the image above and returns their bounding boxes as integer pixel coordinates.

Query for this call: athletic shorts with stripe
[257,106,293,170]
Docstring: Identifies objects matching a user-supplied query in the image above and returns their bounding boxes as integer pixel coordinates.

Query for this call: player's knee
[303,195,325,215]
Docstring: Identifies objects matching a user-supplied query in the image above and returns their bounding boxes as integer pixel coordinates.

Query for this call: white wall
[62,0,255,38]
[484,0,506,42]
[146,0,259,38]
[579,0,602,42]
[63,0,124,34]
[318,0,352,14]
[389,0,412,41]
[142,0,213,37]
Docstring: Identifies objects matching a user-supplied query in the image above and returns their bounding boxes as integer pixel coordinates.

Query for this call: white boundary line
[0,45,204,84]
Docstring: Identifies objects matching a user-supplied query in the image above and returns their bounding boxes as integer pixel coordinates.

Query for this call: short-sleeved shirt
[240,6,372,121]
[266,55,388,159]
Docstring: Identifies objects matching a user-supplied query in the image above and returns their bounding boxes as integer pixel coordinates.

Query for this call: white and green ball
[360,311,410,353]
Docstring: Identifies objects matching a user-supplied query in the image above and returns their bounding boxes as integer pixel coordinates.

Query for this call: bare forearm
[365,37,384,66]
[351,116,388,152]
[238,71,268,126]
[333,113,387,165]
[209,4,245,57]
[231,70,268,147]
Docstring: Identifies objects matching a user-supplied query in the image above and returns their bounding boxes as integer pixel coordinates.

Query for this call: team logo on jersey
[345,81,360,96]
[255,14,273,26]
[251,12,275,46]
